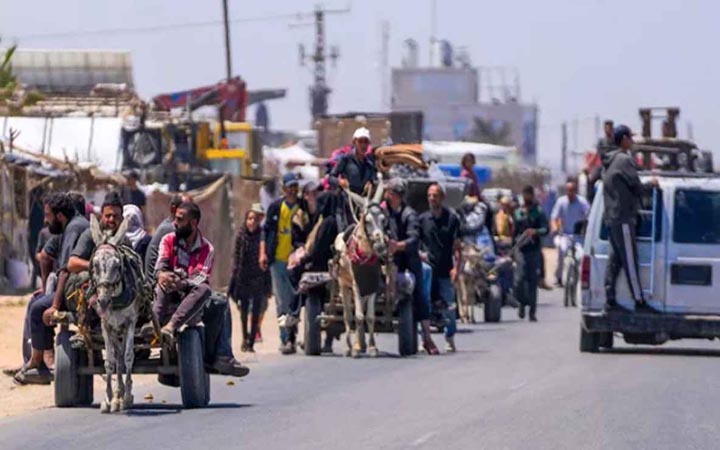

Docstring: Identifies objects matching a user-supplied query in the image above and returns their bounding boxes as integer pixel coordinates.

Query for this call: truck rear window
[673,190,720,244]
[600,188,662,242]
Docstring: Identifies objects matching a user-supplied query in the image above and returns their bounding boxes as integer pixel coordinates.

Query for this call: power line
[9,12,309,41]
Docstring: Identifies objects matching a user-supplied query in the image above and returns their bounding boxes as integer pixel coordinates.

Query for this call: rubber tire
[303,295,322,356]
[411,321,419,355]
[579,326,600,353]
[22,327,31,364]
[397,298,415,357]
[76,351,94,406]
[484,285,503,323]
[178,327,210,408]
[54,330,80,407]
[598,332,614,349]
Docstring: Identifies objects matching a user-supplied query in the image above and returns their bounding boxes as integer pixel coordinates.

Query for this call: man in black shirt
[145,194,187,280]
[419,182,462,353]
[121,170,147,214]
[330,127,377,195]
[385,178,439,355]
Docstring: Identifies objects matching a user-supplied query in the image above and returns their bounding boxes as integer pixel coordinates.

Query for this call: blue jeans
[271,261,300,344]
[421,263,457,338]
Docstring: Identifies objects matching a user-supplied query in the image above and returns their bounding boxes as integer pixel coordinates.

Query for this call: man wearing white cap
[330,127,377,195]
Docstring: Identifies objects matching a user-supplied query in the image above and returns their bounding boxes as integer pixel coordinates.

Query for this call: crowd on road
[3,125,608,388]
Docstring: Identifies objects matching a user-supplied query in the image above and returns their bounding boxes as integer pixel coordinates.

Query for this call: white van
[580,169,720,352]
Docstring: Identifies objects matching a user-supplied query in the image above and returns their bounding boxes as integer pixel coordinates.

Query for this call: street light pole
[222,0,232,80]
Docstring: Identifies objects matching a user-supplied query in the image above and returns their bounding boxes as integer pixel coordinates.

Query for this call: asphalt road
[2,289,720,450]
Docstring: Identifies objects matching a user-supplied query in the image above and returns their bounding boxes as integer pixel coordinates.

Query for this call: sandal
[423,339,440,356]
[13,364,53,386]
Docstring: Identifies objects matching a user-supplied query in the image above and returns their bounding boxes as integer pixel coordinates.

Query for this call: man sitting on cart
[14,193,89,386]
[154,201,249,377]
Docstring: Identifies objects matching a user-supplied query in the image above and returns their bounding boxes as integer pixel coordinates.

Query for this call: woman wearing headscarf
[122,204,152,261]
[228,205,269,352]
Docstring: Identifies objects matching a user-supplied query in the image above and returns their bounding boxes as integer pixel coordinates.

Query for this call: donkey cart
[53,304,217,410]
[300,266,416,357]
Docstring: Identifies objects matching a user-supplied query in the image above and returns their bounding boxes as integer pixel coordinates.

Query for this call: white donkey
[334,182,388,357]
[89,215,146,413]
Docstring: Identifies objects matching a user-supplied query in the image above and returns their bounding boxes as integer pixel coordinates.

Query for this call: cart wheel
[76,351,94,406]
[397,298,415,356]
[54,329,80,407]
[178,327,210,408]
[304,295,322,356]
[484,285,503,323]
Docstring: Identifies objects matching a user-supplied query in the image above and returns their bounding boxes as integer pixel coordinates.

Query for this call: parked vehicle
[580,143,720,352]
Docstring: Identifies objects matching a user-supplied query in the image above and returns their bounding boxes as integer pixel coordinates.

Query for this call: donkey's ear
[372,180,384,204]
[90,214,103,245]
[109,215,130,246]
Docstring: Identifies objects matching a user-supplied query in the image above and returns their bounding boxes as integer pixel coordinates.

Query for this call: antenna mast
[296,4,350,120]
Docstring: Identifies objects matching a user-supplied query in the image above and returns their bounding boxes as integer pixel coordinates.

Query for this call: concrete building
[391,65,538,165]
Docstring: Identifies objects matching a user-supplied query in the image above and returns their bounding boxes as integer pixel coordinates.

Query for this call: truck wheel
[484,285,503,323]
[304,295,322,356]
[178,327,210,408]
[54,329,80,407]
[397,298,415,356]
[598,332,614,349]
[579,326,599,353]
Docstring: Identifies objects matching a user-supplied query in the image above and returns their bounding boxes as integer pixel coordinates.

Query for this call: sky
[2,0,720,172]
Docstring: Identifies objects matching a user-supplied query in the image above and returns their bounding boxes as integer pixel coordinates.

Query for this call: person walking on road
[602,125,658,313]
[384,178,439,355]
[513,186,549,322]
[261,173,303,354]
[229,204,269,353]
[551,180,590,286]
[419,183,462,353]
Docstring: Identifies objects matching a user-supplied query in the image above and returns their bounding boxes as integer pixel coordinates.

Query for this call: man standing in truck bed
[602,125,657,313]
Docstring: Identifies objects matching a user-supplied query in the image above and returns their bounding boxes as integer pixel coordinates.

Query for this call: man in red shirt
[154,201,248,376]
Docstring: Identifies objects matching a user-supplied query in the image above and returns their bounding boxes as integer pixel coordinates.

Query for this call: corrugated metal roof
[7,49,134,94]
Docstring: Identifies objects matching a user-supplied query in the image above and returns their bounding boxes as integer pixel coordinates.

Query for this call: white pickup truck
[580,146,720,352]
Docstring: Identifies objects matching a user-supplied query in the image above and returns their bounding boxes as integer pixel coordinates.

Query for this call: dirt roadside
[0,295,282,418]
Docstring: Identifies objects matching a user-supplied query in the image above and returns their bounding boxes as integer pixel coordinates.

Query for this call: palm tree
[463,117,512,145]
[0,40,43,112]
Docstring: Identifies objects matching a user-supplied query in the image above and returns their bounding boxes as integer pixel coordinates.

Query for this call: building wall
[391,67,538,165]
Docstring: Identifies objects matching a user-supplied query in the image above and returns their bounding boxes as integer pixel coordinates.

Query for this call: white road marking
[411,431,437,446]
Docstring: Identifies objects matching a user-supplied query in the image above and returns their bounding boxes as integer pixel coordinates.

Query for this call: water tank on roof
[9,49,134,95]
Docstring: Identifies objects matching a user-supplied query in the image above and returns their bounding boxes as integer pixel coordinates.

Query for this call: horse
[333,182,388,357]
[88,215,148,413]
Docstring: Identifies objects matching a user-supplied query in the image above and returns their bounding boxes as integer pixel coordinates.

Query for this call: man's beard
[48,220,63,235]
[175,224,192,239]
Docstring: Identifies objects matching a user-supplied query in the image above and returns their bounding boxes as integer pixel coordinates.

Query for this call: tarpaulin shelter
[0,142,123,291]
[144,175,264,290]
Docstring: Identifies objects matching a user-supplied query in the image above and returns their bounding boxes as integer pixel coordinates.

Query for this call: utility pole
[296,4,350,120]
[380,20,390,110]
[429,0,437,66]
[561,122,568,174]
[222,0,232,80]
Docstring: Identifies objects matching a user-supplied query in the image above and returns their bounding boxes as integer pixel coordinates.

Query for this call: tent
[422,141,517,168]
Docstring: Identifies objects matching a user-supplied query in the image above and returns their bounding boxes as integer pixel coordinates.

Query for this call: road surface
[2,289,720,450]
